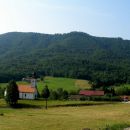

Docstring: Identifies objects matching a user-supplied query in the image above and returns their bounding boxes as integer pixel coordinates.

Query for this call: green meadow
[37,76,91,92]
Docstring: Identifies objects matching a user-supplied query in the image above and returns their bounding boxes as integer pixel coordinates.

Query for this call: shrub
[49,90,58,100]
[0,86,5,98]
[62,90,68,100]
[49,88,69,100]
[115,86,130,95]
[80,96,86,101]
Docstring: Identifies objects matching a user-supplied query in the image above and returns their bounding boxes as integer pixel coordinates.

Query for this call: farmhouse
[79,90,104,96]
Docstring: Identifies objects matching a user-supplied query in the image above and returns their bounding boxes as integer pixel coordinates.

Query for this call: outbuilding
[79,90,104,96]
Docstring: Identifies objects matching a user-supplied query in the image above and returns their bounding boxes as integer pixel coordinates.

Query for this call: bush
[62,90,68,100]
[0,86,5,98]
[80,96,86,101]
[103,124,130,130]
[115,85,130,95]
[69,90,79,95]
[49,90,58,100]
[49,88,69,100]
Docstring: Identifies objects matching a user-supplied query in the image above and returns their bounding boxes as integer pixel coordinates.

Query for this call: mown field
[0,76,91,93]
[0,99,130,130]
[37,77,91,92]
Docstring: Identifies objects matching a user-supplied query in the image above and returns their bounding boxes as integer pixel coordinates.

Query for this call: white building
[18,85,37,99]
[5,77,38,100]
[18,77,38,99]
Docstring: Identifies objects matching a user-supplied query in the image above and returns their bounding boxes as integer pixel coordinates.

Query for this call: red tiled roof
[18,85,36,93]
[79,90,104,96]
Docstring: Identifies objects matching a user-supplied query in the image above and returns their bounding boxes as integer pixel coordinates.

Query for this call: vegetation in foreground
[0,99,130,130]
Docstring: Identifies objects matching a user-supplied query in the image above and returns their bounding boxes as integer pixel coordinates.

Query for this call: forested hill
[0,31,130,86]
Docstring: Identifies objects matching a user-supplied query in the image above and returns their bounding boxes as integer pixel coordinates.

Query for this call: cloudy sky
[0,0,130,39]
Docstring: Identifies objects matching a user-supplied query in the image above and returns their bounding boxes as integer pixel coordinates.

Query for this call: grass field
[0,99,130,130]
[0,76,91,93]
[37,77,91,92]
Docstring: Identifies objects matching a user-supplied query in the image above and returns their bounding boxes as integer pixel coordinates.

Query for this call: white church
[18,78,38,99]
[5,73,38,100]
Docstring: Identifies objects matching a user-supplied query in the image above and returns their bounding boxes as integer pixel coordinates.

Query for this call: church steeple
[31,72,39,98]
[32,72,37,79]
[31,72,37,88]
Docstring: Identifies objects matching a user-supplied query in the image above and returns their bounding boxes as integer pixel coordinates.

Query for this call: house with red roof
[79,90,104,96]
[69,90,104,100]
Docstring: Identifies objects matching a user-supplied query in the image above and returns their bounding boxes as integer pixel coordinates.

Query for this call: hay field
[0,101,130,130]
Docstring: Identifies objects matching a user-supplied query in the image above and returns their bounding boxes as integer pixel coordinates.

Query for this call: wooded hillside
[0,31,130,87]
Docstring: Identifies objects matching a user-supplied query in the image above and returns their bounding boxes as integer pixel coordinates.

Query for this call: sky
[0,0,130,39]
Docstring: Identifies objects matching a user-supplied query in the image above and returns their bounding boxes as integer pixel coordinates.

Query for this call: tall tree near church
[41,85,50,109]
[5,80,19,107]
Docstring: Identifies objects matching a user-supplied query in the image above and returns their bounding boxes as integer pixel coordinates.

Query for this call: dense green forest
[0,31,130,87]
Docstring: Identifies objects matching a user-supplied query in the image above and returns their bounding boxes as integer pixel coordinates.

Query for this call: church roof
[18,85,36,93]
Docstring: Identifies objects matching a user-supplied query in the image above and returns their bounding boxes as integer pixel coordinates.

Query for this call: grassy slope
[37,77,91,92]
[0,76,91,93]
[0,100,130,130]
[37,76,76,92]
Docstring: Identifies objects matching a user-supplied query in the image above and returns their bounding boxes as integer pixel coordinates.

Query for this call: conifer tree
[5,80,19,107]
[41,85,50,109]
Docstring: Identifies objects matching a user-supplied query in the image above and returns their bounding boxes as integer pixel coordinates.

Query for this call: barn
[79,90,104,96]
[69,90,104,100]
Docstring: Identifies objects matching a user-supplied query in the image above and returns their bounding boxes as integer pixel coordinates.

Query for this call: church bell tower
[31,72,37,88]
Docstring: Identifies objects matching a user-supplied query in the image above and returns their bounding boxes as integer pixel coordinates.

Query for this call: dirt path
[124,128,130,130]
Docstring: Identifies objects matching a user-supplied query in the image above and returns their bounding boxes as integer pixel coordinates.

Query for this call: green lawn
[0,83,8,88]
[0,99,130,130]
[37,76,76,92]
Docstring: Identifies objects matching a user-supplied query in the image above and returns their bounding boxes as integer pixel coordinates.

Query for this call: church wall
[19,92,35,99]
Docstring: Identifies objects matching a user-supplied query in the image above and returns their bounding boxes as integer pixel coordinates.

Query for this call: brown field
[0,100,130,130]
[75,79,91,89]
